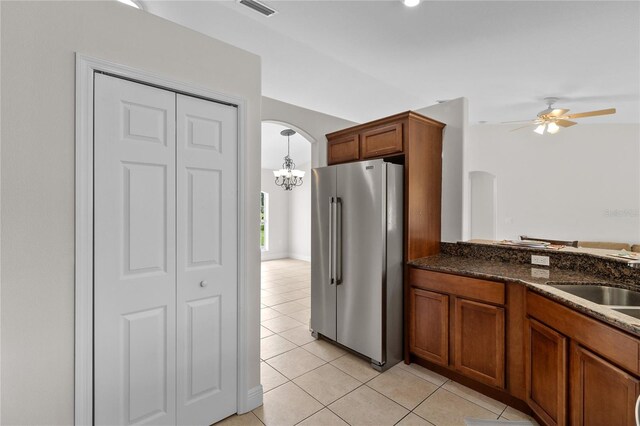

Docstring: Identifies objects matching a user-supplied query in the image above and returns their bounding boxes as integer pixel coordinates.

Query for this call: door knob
[200,280,208,288]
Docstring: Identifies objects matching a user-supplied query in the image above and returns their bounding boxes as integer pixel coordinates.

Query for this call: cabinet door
[454,299,505,388]
[409,288,449,366]
[525,318,567,426]
[570,343,639,426]
[328,133,359,165]
[361,122,403,159]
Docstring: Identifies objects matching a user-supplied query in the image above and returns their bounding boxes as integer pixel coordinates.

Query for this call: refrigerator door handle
[329,197,335,284]
[336,197,343,285]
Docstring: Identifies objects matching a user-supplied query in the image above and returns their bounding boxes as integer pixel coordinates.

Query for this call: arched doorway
[258,121,317,382]
[260,121,313,261]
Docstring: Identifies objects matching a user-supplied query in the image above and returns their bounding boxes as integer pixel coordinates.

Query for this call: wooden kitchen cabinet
[327,133,359,164]
[360,122,403,159]
[409,288,449,366]
[327,111,442,167]
[327,111,444,262]
[570,342,639,426]
[525,318,568,426]
[408,268,507,388]
[454,298,505,388]
[406,269,640,425]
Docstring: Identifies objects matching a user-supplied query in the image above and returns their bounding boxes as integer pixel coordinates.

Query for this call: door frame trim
[74,54,253,424]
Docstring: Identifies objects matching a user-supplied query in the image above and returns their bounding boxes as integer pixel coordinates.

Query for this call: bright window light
[403,0,421,7]
[260,191,268,251]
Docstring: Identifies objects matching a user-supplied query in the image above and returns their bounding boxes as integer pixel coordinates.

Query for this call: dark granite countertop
[409,253,640,337]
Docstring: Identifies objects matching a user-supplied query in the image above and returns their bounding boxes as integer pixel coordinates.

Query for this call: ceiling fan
[505,97,616,135]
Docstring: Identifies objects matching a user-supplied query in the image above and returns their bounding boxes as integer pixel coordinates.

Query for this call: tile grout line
[261,261,514,426]
[434,386,505,420]
[440,381,507,417]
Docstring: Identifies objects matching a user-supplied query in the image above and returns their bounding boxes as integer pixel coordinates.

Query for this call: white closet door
[94,74,177,425]
[176,94,238,424]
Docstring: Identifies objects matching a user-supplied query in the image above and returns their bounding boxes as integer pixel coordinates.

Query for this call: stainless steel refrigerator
[311,159,403,371]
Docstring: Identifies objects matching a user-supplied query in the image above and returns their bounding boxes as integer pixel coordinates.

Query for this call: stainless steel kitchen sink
[611,308,640,320]
[549,285,640,306]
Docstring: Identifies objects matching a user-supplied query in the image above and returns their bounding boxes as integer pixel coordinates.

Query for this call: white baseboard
[261,251,310,262]
[238,385,263,414]
[261,251,289,261]
[288,253,311,262]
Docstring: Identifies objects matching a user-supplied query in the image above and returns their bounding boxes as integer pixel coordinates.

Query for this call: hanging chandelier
[273,129,305,191]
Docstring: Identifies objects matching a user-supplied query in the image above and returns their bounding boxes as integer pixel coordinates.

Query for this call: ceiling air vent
[238,0,277,17]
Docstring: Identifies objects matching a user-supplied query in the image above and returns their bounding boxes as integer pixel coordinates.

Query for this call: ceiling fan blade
[548,108,569,117]
[510,124,535,132]
[564,108,616,119]
[556,119,578,128]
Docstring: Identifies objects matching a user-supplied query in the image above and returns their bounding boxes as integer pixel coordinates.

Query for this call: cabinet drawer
[409,268,505,305]
[328,133,359,165]
[527,291,640,375]
[361,122,403,158]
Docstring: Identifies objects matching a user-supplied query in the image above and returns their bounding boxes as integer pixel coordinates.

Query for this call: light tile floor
[217,258,539,426]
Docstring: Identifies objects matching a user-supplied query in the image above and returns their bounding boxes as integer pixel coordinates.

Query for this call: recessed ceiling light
[118,0,142,9]
[403,0,421,7]
[117,0,141,9]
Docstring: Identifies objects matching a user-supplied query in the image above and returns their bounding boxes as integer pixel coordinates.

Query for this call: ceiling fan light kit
[505,97,617,135]
[547,122,560,134]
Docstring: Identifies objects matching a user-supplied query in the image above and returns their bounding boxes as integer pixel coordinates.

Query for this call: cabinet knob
[200,280,208,288]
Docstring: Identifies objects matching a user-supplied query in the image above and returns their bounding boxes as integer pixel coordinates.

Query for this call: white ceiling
[141,0,640,124]
[261,122,312,169]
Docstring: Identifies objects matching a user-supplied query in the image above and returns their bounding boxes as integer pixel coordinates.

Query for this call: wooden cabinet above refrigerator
[326,111,445,260]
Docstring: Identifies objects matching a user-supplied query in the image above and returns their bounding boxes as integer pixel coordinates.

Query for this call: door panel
[94,74,177,425]
[361,122,403,158]
[570,343,639,426]
[327,134,359,165]
[186,168,221,266]
[123,307,169,424]
[176,94,238,425]
[525,318,568,426]
[336,160,385,363]
[123,162,168,275]
[409,288,449,366]
[454,298,505,388]
[185,296,222,401]
[311,166,337,340]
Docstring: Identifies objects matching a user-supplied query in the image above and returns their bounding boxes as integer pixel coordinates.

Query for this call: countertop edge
[409,261,640,338]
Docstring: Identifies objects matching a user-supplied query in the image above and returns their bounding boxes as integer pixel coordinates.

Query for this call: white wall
[261,169,290,260]
[260,97,353,263]
[0,3,3,420]
[468,124,640,244]
[264,97,467,246]
[288,162,312,261]
[416,98,468,242]
[260,163,311,262]
[0,2,261,424]
[262,97,357,168]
